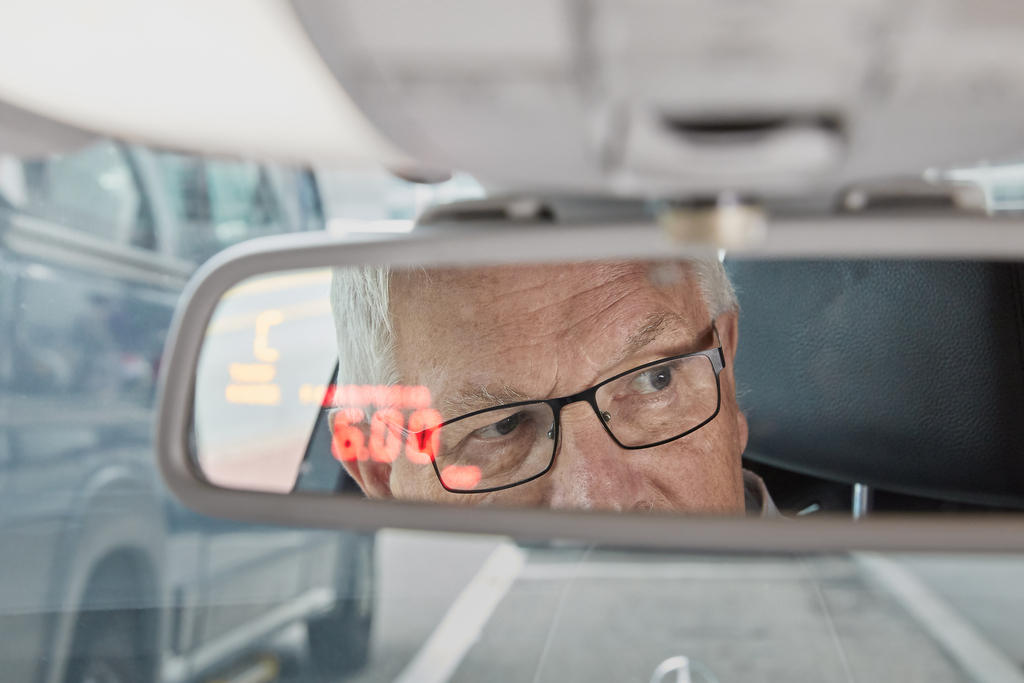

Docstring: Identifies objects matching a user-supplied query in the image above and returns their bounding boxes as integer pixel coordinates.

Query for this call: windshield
[3,141,1024,683]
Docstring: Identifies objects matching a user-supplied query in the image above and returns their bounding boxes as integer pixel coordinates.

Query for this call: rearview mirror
[157,204,1024,551]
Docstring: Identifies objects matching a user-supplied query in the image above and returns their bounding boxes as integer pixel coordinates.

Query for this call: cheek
[389,454,553,508]
[388,457,523,507]
[389,458,444,502]
[479,477,551,509]
[636,417,745,513]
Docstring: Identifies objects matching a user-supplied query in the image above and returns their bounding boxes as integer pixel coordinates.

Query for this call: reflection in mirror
[196,269,338,492]
[194,259,1024,518]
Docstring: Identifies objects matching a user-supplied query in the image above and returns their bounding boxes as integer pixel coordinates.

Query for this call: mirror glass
[194,258,1024,517]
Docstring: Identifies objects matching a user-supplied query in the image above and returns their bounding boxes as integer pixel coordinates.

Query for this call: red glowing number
[328,393,441,467]
[330,408,366,462]
[405,409,442,465]
[440,465,482,490]
[369,409,403,463]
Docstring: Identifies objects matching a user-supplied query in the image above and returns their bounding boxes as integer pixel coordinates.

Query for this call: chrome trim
[852,483,873,520]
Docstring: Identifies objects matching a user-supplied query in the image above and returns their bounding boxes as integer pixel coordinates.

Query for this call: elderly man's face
[345,261,748,514]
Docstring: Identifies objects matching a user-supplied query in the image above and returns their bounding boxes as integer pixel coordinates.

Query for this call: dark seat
[729,260,1024,509]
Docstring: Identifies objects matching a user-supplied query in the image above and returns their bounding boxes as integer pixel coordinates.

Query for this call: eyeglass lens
[434,354,719,491]
[594,354,719,447]
[438,403,557,491]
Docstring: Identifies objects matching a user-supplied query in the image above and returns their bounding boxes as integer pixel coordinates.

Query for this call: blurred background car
[0,140,397,683]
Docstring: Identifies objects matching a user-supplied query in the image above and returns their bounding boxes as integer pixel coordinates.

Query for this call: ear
[340,457,393,498]
[715,310,749,451]
[735,401,749,453]
[330,412,394,497]
[715,310,740,367]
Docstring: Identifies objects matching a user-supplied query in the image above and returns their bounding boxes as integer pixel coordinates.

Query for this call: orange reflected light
[229,362,276,383]
[225,383,281,405]
[253,309,284,362]
[298,383,328,405]
[440,465,482,491]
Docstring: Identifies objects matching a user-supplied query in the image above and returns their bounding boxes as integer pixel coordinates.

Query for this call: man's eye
[630,366,673,394]
[474,412,526,439]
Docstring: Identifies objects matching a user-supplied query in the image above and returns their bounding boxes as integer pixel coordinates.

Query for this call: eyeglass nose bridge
[546,386,612,439]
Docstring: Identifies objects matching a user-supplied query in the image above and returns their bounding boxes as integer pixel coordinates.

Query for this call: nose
[547,403,649,511]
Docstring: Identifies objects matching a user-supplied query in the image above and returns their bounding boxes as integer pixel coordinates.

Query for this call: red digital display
[327,386,448,478]
[369,409,404,463]
[440,465,482,490]
[329,407,368,462]
[322,384,432,410]
[405,408,442,465]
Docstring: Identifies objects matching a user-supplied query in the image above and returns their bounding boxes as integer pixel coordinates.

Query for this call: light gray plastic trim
[156,214,1024,551]
[0,98,96,156]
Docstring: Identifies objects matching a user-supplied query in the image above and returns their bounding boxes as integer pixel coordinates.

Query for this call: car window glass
[291,168,326,233]
[153,152,208,225]
[206,162,280,231]
[0,154,27,208]
[154,153,299,262]
[6,142,155,249]
[2,145,384,683]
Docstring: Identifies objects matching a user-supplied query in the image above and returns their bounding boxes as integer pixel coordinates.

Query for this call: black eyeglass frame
[429,325,726,494]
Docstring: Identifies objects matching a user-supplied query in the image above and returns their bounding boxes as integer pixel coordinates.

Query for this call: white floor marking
[394,541,527,683]
[856,553,1024,683]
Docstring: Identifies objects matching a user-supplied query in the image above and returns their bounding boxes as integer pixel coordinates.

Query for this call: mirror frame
[157,205,1024,551]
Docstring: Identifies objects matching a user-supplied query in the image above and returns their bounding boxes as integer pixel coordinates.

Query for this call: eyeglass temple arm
[711,323,726,372]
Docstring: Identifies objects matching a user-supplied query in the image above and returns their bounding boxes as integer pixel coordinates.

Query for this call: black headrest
[728,260,1024,508]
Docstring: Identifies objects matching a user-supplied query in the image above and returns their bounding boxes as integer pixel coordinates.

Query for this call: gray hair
[331,259,737,387]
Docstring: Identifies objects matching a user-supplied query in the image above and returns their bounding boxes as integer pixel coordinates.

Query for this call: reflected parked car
[0,141,374,683]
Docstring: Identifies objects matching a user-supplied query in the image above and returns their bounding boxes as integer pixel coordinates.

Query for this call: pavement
[258,529,1024,683]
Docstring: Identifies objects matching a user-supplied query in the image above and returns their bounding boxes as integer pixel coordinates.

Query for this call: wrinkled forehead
[389,260,709,402]
[394,260,703,311]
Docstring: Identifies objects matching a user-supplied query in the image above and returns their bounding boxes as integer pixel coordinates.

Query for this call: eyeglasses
[424,325,726,493]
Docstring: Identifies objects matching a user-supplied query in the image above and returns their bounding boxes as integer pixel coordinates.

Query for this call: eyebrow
[617,312,690,363]
[441,312,693,418]
[442,384,532,418]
